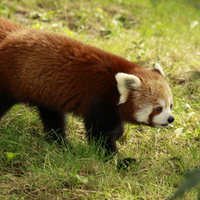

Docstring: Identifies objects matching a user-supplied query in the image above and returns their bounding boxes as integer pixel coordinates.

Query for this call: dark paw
[117,157,136,170]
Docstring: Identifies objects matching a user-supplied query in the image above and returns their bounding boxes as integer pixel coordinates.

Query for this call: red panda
[0,18,174,160]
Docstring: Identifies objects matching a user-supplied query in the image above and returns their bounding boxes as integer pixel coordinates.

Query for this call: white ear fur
[155,63,165,76]
[115,73,141,104]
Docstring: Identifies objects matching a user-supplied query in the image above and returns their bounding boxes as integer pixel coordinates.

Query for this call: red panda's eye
[170,104,173,110]
[156,107,162,112]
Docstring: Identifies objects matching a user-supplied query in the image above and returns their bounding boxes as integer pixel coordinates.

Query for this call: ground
[0,0,200,199]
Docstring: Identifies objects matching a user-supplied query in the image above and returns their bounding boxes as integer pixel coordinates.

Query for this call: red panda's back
[0,26,137,116]
[0,18,24,43]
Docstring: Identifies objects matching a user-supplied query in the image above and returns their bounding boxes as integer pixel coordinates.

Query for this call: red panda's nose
[168,116,174,123]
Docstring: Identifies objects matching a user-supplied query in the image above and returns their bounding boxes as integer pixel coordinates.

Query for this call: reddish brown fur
[0,18,24,42]
[0,18,166,123]
[148,108,160,125]
[132,70,171,117]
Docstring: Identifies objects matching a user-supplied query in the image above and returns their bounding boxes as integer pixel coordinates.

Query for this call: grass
[0,0,200,199]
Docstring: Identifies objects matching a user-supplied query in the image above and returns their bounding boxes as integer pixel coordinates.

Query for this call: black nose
[168,116,174,123]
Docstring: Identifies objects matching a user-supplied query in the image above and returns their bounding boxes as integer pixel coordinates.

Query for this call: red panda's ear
[115,73,141,104]
[152,63,165,76]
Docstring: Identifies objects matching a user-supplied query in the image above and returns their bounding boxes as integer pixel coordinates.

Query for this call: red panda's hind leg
[0,92,17,120]
[84,100,124,158]
[37,106,70,146]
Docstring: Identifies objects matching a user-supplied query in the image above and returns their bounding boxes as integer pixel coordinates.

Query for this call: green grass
[0,0,200,199]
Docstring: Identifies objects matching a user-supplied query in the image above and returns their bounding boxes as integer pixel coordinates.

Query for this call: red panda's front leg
[37,105,71,147]
[84,100,123,157]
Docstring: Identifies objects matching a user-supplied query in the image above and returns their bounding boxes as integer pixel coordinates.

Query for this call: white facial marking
[168,97,171,107]
[158,99,165,107]
[152,97,173,128]
[115,73,141,104]
[155,63,165,76]
[135,105,153,123]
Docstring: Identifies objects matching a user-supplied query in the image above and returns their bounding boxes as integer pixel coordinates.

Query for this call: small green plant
[6,152,20,164]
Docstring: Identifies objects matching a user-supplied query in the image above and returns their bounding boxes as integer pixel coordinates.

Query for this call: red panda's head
[115,63,174,128]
